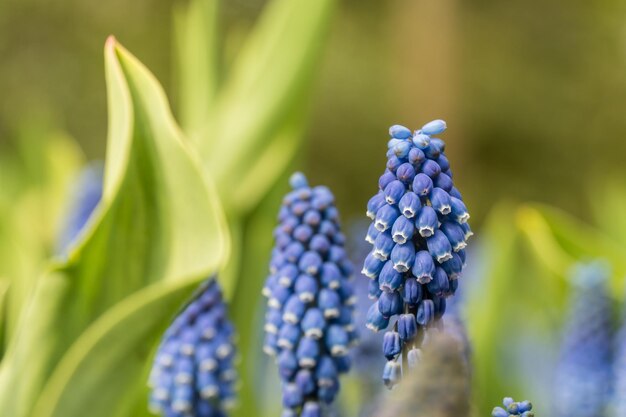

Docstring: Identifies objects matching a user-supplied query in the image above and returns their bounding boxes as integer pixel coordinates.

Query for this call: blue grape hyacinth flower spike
[263,172,357,417]
[492,397,534,417]
[363,120,472,388]
[149,278,238,417]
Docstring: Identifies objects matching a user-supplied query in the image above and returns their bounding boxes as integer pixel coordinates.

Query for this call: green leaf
[0,38,229,417]
[200,0,336,212]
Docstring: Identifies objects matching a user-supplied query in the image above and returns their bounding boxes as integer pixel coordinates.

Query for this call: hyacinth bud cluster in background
[491,397,534,417]
[362,119,471,387]
[553,261,612,417]
[149,279,238,417]
[263,173,357,417]
[613,296,626,416]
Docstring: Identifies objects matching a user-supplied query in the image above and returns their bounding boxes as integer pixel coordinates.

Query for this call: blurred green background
[3,1,626,416]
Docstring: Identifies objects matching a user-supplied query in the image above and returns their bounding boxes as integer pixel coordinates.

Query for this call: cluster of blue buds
[492,397,534,417]
[554,261,612,417]
[149,278,237,417]
[263,173,357,417]
[362,119,471,387]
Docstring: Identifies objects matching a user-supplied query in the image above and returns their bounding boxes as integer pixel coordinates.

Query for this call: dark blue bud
[518,401,532,413]
[326,325,349,356]
[412,133,430,149]
[283,242,305,263]
[398,191,421,218]
[309,234,330,254]
[391,215,415,244]
[416,299,435,326]
[492,407,508,417]
[366,303,390,332]
[373,231,395,260]
[441,253,463,280]
[427,267,450,297]
[301,402,322,417]
[303,210,321,226]
[382,331,402,359]
[386,156,402,172]
[293,224,313,243]
[396,163,416,184]
[297,336,321,367]
[332,231,346,246]
[174,355,194,383]
[425,141,441,159]
[432,296,446,317]
[421,160,441,178]
[366,193,386,220]
[278,323,302,350]
[416,205,438,237]
[407,348,421,369]
[328,246,347,265]
[282,383,303,409]
[461,222,473,241]
[335,306,355,329]
[316,355,338,386]
[412,173,433,197]
[408,147,425,166]
[457,248,466,265]
[426,230,453,263]
[334,354,352,373]
[375,205,401,232]
[449,186,462,200]
[412,250,436,283]
[392,141,411,158]
[434,172,453,192]
[311,186,334,210]
[441,222,466,252]
[435,154,450,171]
[365,222,380,244]
[320,263,342,289]
[318,289,341,318]
[301,308,326,339]
[318,380,340,404]
[362,252,385,279]
[324,206,339,222]
[269,285,292,309]
[403,278,422,305]
[264,333,278,356]
[430,137,445,152]
[382,360,402,389]
[448,278,458,296]
[449,196,470,224]
[295,369,316,395]
[390,242,416,273]
[379,261,404,292]
[290,172,309,189]
[264,308,283,334]
[336,280,357,305]
[270,251,286,274]
[378,291,403,318]
[172,384,194,412]
[507,402,519,414]
[278,264,299,287]
[378,171,397,192]
[368,279,382,299]
[384,180,405,205]
[278,349,299,379]
[421,119,447,135]
[299,251,323,275]
[283,295,306,324]
[389,124,412,139]
[295,274,318,302]
[398,314,418,341]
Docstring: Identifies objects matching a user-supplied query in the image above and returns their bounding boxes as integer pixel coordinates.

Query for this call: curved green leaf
[0,37,229,417]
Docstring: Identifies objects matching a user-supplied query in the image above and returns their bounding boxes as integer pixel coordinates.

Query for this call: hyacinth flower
[263,173,357,417]
[492,398,534,417]
[362,119,472,387]
[612,296,626,417]
[553,261,612,417]
[149,278,238,417]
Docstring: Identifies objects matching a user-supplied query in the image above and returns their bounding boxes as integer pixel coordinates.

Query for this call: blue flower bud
[366,303,390,332]
[367,193,386,220]
[398,191,421,218]
[426,230,453,263]
[386,156,402,172]
[264,308,282,334]
[421,119,447,135]
[278,349,299,379]
[387,138,404,149]
[303,209,322,226]
[301,308,326,339]
[391,215,415,244]
[396,163,416,184]
[382,360,402,389]
[292,201,310,217]
[282,383,303,409]
[389,124,412,139]
[295,274,319,303]
[309,234,331,254]
[412,173,433,197]
[290,172,309,189]
[432,295,447,317]
[278,264,299,287]
[518,401,532,413]
[378,291,403,318]
[416,300,435,326]
[382,331,402,359]
[435,154,450,170]
[362,252,385,279]
[326,325,349,356]
[492,407,509,417]
[375,204,401,232]
[402,278,422,305]
[301,402,322,417]
[264,333,278,356]
[449,196,470,224]
[269,285,292,309]
[398,314,418,341]
[283,295,306,324]
[316,355,338,386]
[368,279,382,300]
[407,347,421,369]
[434,172,453,192]
[426,267,450,297]
[430,187,451,215]
[297,336,321,368]
[295,369,316,395]
[408,147,425,165]
[412,133,430,149]
[390,242,416,272]
[278,323,302,350]
[299,251,323,275]
[421,159,441,179]
[293,224,313,243]
[284,242,305,263]
[441,222,466,252]
[378,171,397,191]
[318,288,341,319]
[412,250,436,284]
[318,380,340,404]
[441,253,463,280]
[373,231,395,260]
[378,261,404,292]
[392,141,411,158]
[320,263,342,289]
[416,205,438,237]
[365,222,380,244]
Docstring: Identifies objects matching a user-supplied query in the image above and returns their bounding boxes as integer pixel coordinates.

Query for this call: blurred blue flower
[611,279,626,416]
[362,120,472,387]
[263,173,357,416]
[554,261,612,417]
[492,397,534,417]
[149,278,237,417]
